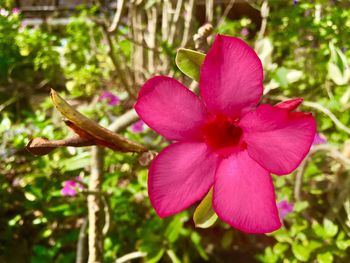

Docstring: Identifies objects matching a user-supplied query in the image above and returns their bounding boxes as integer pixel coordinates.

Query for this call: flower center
[202,115,246,157]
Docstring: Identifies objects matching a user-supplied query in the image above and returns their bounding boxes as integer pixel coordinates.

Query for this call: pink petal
[64,180,76,188]
[240,104,316,175]
[200,35,263,118]
[135,76,209,141]
[275,98,303,111]
[148,142,220,217]
[213,151,281,233]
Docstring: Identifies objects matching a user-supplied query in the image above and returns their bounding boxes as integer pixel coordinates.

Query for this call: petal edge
[213,151,281,233]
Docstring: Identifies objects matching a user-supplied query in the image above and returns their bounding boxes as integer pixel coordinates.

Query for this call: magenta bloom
[130,120,145,133]
[277,200,294,219]
[135,35,316,233]
[100,91,120,106]
[61,177,83,197]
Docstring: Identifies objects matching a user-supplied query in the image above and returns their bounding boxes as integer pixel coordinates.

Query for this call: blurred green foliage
[1,0,350,262]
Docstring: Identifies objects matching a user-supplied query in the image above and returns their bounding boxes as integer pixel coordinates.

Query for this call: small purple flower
[277,200,294,220]
[130,120,145,133]
[293,0,298,5]
[313,133,327,145]
[99,91,120,106]
[240,28,249,37]
[341,47,346,53]
[61,177,83,197]
[12,8,20,15]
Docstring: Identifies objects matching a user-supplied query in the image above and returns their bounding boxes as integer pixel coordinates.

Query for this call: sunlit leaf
[317,252,333,263]
[328,42,350,85]
[175,48,205,81]
[255,38,273,69]
[286,69,303,83]
[193,188,218,228]
[291,243,310,262]
[146,249,164,263]
[275,67,289,88]
[323,218,338,237]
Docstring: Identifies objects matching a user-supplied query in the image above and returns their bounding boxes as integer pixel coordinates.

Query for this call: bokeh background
[1,0,350,262]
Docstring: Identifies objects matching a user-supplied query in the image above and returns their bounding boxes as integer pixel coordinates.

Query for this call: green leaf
[328,62,349,86]
[312,222,327,238]
[306,240,322,252]
[60,152,91,171]
[275,67,289,88]
[292,243,310,262]
[336,239,350,250]
[175,48,205,81]
[328,42,350,85]
[317,252,333,263]
[190,232,209,260]
[165,214,186,243]
[273,243,288,255]
[193,188,218,228]
[323,218,338,237]
[272,228,293,243]
[146,249,165,263]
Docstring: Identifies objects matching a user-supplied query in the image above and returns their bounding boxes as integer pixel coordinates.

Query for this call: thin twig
[117,28,160,52]
[115,251,147,263]
[294,157,309,201]
[303,100,350,135]
[145,6,157,74]
[107,109,139,133]
[108,0,125,33]
[161,0,170,42]
[95,18,136,98]
[217,0,236,27]
[205,0,214,23]
[181,0,195,47]
[76,218,88,263]
[26,136,93,156]
[256,0,269,42]
[311,144,350,166]
[102,194,111,236]
[294,144,350,201]
[168,0,183,45]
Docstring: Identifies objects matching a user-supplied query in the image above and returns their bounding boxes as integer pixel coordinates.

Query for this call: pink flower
[134,35,316,233]
[61,177,83,197]
[277,200,294,219]
[313,133,327,145]
[240,28,249,37]
[130,120,145,133]
[99,91,120,106]
[12,8,20,15]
